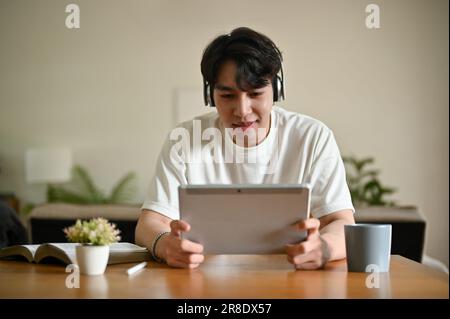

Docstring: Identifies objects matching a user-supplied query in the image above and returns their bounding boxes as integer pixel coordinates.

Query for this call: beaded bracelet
[151,231,170,263]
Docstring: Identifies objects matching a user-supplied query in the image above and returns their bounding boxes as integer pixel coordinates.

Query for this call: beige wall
[0,0,448,266]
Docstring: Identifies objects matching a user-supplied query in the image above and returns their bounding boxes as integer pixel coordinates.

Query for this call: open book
[0,242,151,265]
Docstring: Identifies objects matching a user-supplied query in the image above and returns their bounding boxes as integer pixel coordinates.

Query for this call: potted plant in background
[47,165,137,205]
[342,155,429,265]
[342,156,397,207]
[64,217,121,275]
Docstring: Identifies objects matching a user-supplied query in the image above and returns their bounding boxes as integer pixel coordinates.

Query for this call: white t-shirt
[142,106,354,220]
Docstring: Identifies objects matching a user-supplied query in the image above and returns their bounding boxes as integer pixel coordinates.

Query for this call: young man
[136,27,355,269]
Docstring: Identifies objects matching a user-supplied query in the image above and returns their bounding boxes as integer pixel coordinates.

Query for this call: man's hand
[156,219,205,269]
[286,218,330,270]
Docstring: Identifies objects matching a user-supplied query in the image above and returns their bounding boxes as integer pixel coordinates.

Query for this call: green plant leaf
[361,170,380,178]
[380,187,396,194]
[71,165,106,203]
[343,154,397,207]
[45,165,137,205]
[47,184,91,204]
[21,202,36,216]
[355,157,374,171]
[108,172,137,204]
[363,180,386,205]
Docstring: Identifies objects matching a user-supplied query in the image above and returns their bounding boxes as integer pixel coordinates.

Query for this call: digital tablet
[179,184,311,254]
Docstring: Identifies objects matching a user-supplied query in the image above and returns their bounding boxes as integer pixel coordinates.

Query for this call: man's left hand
[286,218,329,270]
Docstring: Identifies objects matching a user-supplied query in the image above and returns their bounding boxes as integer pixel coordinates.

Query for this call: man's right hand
[156,220,205,269]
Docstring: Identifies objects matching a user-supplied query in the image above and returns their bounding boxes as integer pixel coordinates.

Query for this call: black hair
[201,27,283,91]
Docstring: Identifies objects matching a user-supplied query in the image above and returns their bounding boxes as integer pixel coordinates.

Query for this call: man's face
[213,60,273,147]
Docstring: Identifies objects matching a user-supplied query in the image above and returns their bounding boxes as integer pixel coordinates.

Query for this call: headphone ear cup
[204,82,215,107]
[206,84,211,106]
[273,76,282,102]
[209,85,215,107]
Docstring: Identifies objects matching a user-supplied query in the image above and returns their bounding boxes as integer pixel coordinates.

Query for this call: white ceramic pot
[75,244,110,275]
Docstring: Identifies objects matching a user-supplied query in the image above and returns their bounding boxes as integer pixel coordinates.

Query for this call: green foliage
[109,172,138,204]
[47,165,137,204]
[63,217,121,245]
[343,156,397,207]
[21,202,36,216]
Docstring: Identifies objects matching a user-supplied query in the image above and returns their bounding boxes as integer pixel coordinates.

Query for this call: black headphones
[203,65,285,107]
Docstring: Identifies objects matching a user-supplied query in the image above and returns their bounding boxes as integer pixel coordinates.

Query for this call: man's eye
[220,94,234,99]
[249,92,263,97]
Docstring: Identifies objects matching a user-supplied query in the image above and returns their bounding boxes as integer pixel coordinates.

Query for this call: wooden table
[0,255,447,299]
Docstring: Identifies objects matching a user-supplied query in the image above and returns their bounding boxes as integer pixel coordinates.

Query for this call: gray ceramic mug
[344,224,392,272]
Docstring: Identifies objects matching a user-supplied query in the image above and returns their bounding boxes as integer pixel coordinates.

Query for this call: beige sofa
[28,203,141,244]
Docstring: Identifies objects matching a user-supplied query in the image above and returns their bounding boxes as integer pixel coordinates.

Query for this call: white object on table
[126,262,148,276]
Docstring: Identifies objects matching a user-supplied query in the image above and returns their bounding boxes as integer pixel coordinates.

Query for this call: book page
[21,245,40,258]
[34,243,77,264]
[109,242,148,252]
[0,245,39,262]
[48,243,77,253]
[47,243,77,264]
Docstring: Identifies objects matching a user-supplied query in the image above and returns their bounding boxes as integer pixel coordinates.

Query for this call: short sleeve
[141,135,187,220]
[307,127,354,219]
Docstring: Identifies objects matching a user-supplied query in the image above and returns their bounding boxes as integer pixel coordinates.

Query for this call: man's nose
[233,94,252,118]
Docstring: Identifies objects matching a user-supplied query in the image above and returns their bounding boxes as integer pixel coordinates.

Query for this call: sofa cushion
[29,203,141,220]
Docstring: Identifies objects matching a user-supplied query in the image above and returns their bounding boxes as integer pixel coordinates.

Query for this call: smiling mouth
[232,121,257,131]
